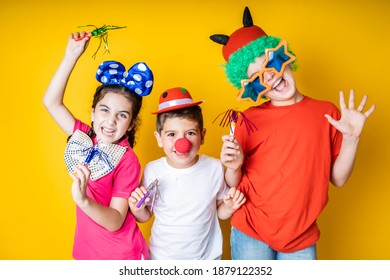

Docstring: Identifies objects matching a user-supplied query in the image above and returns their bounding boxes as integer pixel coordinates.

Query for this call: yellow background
[0,0,389,260]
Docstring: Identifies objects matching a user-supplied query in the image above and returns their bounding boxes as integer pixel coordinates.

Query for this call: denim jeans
[230,227,317,260]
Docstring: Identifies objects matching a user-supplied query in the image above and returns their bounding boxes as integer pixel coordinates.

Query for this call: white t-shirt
[142,155,228,260]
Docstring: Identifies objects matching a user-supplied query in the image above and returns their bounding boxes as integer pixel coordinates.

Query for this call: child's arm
[325,89,376,187]
[129,187,152,223]
[217,187,246,220]
[43,32,90,136]
[220,135,244,188]
[70,164,129,232]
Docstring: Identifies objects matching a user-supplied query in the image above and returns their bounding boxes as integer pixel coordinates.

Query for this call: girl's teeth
[102,128,114,135]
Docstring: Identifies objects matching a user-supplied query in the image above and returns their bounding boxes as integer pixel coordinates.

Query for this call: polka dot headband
[96,61,154,96]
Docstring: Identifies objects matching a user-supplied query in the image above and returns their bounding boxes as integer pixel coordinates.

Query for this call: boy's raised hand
[220,135,244,171]
[325,89,376,140]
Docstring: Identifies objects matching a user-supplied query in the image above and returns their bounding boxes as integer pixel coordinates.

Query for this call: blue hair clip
[96,61,154,96]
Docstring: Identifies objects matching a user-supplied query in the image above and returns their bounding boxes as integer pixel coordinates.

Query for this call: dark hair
[156,105,203,134]
[89,84,143,148]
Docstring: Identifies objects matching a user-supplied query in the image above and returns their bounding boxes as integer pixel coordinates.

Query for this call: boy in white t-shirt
[129,87,246,260]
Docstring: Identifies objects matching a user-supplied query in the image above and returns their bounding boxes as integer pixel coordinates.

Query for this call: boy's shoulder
[145,157,165,167]
[199,154,223,164]
[198,155,225,171]
[244,96,338,112]
[305,96,339,112]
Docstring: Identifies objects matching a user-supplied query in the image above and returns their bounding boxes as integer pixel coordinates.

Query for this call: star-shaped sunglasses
[238,40,296,103]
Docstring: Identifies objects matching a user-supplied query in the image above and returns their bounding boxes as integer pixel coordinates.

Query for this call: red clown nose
[175,138,191,153]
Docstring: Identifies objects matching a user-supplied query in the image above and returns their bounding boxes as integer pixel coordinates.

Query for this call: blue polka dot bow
[96,61,154,96]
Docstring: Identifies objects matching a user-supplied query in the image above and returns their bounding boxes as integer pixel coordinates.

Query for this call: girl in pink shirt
[43,31,153,259]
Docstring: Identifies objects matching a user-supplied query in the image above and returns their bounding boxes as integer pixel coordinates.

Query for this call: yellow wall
[1,0,389,260]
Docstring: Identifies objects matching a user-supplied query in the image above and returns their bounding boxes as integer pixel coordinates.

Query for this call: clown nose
[175,138,191,153]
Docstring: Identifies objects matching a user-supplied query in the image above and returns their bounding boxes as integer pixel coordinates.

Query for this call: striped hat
[152,87,202,114]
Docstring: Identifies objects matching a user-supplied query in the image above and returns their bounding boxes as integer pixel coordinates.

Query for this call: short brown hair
[156,105,203,134]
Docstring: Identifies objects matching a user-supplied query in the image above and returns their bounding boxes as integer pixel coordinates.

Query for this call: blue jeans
[230,227,317,260]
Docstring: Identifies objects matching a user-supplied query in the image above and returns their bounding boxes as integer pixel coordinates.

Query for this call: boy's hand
[325,89,375,141]
[129,186,150,212]
[223,187,246,211]
[220,135,244,171]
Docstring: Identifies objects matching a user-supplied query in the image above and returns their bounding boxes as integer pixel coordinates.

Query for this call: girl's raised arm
[43,32,90,136]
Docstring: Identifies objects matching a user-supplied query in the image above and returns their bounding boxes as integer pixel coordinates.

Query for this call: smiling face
[91,92,134,144]
[247,55,303,106]
[154,117,206,169]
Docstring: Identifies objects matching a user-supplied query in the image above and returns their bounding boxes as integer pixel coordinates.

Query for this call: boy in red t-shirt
[210,7,376,259]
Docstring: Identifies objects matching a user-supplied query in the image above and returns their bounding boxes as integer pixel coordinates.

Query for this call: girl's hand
[65,31,91,60]
[69,164,90,207]
[325,89,376,141]
[220,135,244,171]
[129,186,150,212]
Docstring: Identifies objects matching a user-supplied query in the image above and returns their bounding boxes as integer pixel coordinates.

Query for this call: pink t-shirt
[72,120,148,260]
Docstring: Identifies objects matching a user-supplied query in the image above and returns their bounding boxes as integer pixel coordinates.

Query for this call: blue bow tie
[64,130,126,181]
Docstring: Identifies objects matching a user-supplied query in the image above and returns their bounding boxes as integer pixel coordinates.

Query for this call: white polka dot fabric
[96,61,154,96]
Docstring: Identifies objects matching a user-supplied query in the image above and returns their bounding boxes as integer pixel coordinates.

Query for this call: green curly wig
[224,36,297,90]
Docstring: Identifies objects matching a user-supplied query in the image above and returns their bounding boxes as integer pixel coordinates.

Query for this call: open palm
[325,89,375,139]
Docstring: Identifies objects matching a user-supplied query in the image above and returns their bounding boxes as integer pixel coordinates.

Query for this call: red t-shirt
[231,96,342,252]
[71,120,148,259]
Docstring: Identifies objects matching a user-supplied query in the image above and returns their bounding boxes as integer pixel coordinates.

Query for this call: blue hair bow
[96,61,154,96]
